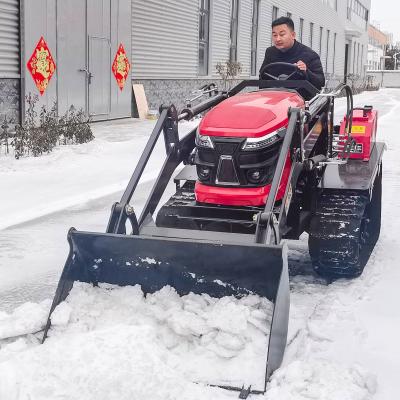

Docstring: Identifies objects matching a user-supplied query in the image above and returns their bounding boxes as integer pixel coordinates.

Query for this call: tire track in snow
[263,89,400,399]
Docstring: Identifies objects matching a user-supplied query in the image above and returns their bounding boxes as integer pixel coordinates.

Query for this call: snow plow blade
[43,228,289,391]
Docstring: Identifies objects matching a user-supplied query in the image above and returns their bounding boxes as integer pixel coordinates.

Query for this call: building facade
[131,0,371,109]
[0,0,371,125]
[367,25,390,70]
[0,0,20,124]
[0,0,132,126]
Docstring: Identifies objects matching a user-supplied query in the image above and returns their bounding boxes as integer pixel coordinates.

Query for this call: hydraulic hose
[178,93,227,121]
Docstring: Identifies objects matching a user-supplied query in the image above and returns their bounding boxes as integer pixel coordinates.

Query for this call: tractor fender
[319,142,385,192]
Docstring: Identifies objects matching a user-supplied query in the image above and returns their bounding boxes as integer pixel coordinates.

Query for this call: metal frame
[255,108,301,245]
[105,78,334,246]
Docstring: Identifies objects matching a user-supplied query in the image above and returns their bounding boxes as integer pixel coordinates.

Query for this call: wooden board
[132,84,149,119]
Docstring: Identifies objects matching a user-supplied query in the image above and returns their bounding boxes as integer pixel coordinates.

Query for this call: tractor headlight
[241,127,285,151]
[247,169,263,184]
[197,166,211,180]
[195,130,214,149]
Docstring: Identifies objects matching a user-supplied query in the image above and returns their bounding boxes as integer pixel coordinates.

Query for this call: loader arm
[107,95,227,235]
[255,108,301,245]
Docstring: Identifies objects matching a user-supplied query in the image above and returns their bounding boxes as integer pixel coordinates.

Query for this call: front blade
[44,229,289,392]
[56,230,284,300]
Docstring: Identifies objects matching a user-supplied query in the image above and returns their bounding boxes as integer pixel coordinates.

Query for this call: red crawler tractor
[43,63,384,397]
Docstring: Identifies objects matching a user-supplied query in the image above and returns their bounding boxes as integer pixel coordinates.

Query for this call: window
[272,6,278,21]
[319,26,323,56]
[347,0,369,29]
[299,18,304,43]
[332,33,337,73]
[309,22,314,48]
[198,0,210,75]
[326,29,330,71]
[357,42,360,74]
[271,6,279,44]
[353,41,356,73]
[322,0,337,10]
[251,0,260,76]
[360,44,364,74]
[229,0,239,62]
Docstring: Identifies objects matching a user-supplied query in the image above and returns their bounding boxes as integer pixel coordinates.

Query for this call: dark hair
[271,17,295,31]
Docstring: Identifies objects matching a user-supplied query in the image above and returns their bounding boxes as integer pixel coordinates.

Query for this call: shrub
[59,106,94,145]
[215,60,243,91]
[9,94,94,159]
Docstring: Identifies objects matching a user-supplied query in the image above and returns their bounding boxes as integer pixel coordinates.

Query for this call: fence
[366,70,400,88]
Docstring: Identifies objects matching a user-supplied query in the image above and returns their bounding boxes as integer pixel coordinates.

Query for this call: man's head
[271,17,296,51]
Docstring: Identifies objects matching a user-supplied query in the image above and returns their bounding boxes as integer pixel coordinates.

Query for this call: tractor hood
[199,90,304,138]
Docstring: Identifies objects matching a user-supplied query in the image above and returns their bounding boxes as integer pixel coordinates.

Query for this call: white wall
[341,0,370,77]
[131,0,198,79]
[130,0,370,82]
[263,0,347,82]
[0,0,19,78]
[367,70,400,87]
[367,44,384,70]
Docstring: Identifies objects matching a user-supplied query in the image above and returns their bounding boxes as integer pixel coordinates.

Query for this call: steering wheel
[259,62,305,81]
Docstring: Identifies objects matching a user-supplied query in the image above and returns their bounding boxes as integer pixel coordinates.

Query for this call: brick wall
[133,79,228,111]
[0,78,20,126]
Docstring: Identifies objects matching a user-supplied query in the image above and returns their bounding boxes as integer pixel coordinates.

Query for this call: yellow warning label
[351,125,366,134]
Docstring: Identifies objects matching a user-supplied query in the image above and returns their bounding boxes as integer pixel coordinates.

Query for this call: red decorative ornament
[27,37,56,95]
[112,43,130,91]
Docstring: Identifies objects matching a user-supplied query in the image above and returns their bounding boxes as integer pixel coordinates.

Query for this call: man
[259,17,325,92]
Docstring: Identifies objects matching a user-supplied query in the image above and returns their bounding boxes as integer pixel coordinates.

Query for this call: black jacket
[259,40,325,91]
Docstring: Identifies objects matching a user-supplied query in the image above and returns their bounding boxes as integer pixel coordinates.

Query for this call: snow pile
[0,299,50,340]
[271,277,378,400]
[0,283,273,398]
[0,327,234,400]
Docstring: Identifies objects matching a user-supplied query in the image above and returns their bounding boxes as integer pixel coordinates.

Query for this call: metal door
[56,0,114,118]
[88,36,111,117]
[56,0,87,114]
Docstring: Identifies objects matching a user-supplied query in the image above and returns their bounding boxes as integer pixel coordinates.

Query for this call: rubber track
[308,191,370,277]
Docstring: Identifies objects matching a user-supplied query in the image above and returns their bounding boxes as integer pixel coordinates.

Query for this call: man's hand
[295,60,307,71]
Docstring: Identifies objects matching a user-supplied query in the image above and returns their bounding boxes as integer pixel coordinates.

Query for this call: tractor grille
[216,155,240,185]
[214,142,239,155]
[195,136,283,187]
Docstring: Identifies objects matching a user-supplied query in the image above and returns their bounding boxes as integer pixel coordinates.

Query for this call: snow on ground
[0,117,197,307]
[266,89,400,400]
[0,118,198,231]
[0,328,234,400]
[0,299,51,340]
[0,283,273,399]
[1,89,400,399]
